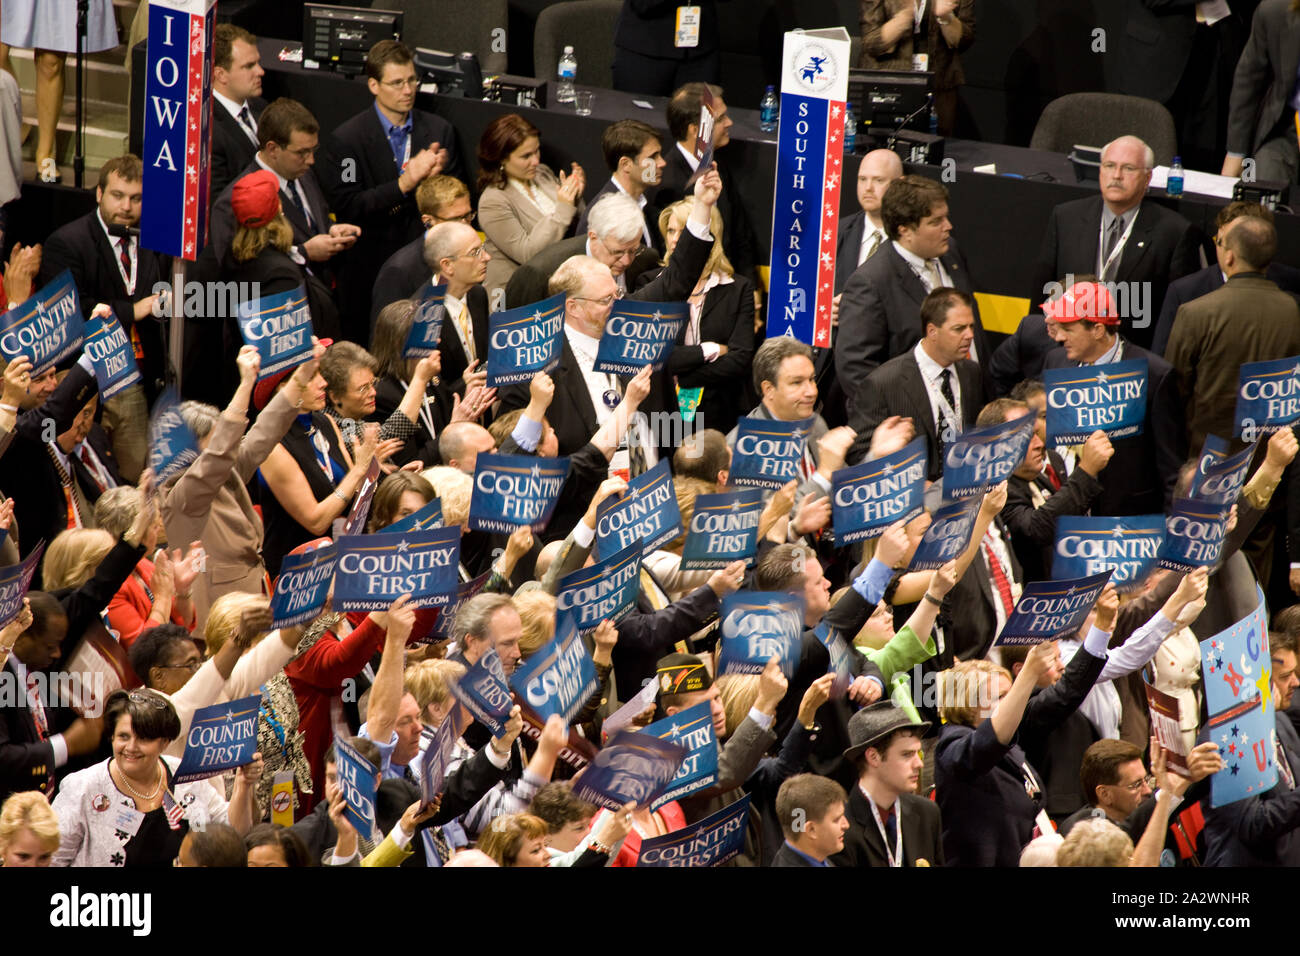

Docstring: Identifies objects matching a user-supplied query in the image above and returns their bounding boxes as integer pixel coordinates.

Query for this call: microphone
[885,95,932,152]
[105,224,140,240]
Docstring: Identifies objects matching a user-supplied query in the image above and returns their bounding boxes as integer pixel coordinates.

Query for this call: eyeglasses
[1099,162,1145,176]
[1114,775,1156,793]
[284,145,319,159]
[128,690,174,707]
[160,659,203,674]
[435,211,475,225]
[458,244,487,260]
[381,76,420,90]
[574,294,617,308]
[352,379,377,396]
[604,243,644,262]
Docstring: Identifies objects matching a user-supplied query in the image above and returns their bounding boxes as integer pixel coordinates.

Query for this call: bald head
[1099,136,1153,215]
[439,421,495,474]
[1222,215,1277,274]
[551,255,617,337]
[857,149,904,224]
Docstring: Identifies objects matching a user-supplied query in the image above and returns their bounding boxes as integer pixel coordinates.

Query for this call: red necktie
[983,536,1015,617]
[117,237,131,279]
[1043,461,1061,491]
[79,446,106,493]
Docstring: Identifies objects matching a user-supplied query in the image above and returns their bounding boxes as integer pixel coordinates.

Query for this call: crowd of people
[1,19,1300,870]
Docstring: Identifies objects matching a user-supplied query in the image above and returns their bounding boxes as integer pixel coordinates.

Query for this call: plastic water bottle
[556,46,577,104]
[1167,155,1184,197]
[843,103,856,153]
[928,93,938,135]
[759,85,778,133]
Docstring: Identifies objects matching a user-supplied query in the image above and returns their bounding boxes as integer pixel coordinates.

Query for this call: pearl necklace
[113,758,164,802]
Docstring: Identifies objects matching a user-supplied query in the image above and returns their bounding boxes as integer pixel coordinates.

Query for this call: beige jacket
[479,165,582,305]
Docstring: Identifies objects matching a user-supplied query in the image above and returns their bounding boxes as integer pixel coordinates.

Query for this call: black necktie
[882,804,897,847]
[1102,217,1123,279]
[290,180,315,232]
[938,367,956,463]
[237,104,257,142]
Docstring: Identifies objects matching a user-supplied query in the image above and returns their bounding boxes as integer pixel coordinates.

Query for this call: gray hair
[422,221,477,276]
[752,336,814,394]
[178,400,220,441]
[586,193,644,246]
[93,485,142,539]
[1100,135,1154,171]
[451,592,517,647]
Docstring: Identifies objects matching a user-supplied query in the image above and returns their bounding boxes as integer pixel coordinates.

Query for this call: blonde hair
[659,199,732,278]
[1018,832,1063,867]
[715,673,759,737]
[513,590,556,658]
[404,658,466,715]
[476,812,549,866]
[42,529,115,590]
[232,212,293,263]
[421,466,472,527]
[668,476,714,554]
[204,592,270,656]
[1056,819,1134,867]
[938,659,1011,727]
[0,791,60,855]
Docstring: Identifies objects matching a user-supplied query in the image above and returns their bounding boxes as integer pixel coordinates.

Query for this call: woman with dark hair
[51,689,261,867]
[177,823,248,867]
[245,823,313,867]
[477,114,586,303]
[371,299,491,468]
[225,168,340,341]
[367,470,437,532]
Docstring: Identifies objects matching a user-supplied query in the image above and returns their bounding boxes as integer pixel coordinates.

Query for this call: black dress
[122,764,189,868]
[259,412,349,576]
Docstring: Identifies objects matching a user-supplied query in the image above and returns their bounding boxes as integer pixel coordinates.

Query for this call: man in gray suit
[1222,0,1300,183]
[835,175,988,420]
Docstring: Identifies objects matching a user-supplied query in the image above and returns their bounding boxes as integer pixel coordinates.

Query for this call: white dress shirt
[912,340,962,440]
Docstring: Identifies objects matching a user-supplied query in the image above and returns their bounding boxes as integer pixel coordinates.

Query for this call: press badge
[912,53,929,71]
[675,6,701,48]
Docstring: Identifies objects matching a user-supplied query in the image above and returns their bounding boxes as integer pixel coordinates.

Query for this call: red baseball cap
[232,169,282,228]
[1041,281,1120,325]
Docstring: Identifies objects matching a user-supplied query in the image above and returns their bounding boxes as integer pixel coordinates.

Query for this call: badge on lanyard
[912,53,929,71]
[675,5,701,48]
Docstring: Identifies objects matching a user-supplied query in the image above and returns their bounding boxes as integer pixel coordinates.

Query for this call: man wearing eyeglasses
[369,176,475,329]
[208,98,361,272]
[319,40,467,343]
[1027,135,1201,352]
[505,193,661,309]
[423,221,492,395]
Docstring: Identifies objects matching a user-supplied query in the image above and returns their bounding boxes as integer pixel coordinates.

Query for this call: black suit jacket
[836,237,989,419]
[614,0,724,59]
[38,212,171,396]
[988,313,1057,396]
[1152,260,1300,356]
[208,161,333,269]
[832,787,944,867]
[1028,196,1202,351]
[1042,340,1184,515]
[846,349,987,478]
[664,272,755,436]
[574,179,661,254]
[1003,452,1104,584]
[319,105,466,333]
[834,210,869,296]
[439,285,491,395]
[504,235,659,310]
[942,515,1023,664]
[209,96,265,200]
[771,842,828,866]
[1225,0,1300,157]
[653,148,759,276]
[370,235,430,329]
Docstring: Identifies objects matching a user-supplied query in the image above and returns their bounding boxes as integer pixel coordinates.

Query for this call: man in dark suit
[0,593,107,802]
[772,774,850,867]
[1028,135,1202,352]
[318,40,467,341]
[421,222,491,395]
[988,311,1060,397]
[837,175,990,420]
[1222,0,1300,183]
[369,175,473,330]
[1042,279,1184,517]
[209,24,266,200]
[497,168,720,467]
[505,193,660,309]
[1152,200,1300,356]
[847,287,987,477]
[833,702,943,867]
[654,83,759,277]
[574,120,666,253]
[208,98,358,273]
[611,0,725,96]
[1203,628,1300,866]
[820,149,904,426]
[38,155,169,398]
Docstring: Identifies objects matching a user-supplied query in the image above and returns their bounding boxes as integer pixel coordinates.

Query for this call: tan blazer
[161,389,299,630]
[479,165,582,307]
